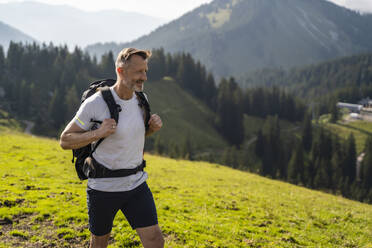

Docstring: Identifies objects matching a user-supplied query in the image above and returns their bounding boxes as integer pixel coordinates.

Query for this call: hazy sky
[0,0,371,19]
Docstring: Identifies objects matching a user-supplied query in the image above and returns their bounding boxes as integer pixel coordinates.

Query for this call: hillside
[321,117,372,154]
[0,1,167,48]
[144,77,227,156]
[0,109,23,132]
[241,53,372,100]
[0,21,35,51]
[86,0,372,79]
[0,131,371,247]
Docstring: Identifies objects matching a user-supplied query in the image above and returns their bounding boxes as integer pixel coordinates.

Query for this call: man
[60,48,164,248]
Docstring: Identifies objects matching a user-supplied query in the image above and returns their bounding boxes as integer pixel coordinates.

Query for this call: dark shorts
[86,182,158,236]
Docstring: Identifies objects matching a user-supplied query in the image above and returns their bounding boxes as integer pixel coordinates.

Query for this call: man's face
[120,55,148,92]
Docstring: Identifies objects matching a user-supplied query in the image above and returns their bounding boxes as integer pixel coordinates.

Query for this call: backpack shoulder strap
[135,91,151,131]
[90,87,120,155]
[101,87,120,123]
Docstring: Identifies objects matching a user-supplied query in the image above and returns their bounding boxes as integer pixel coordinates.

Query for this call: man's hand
[60,118,117,150]
[98,118,117,138]
[147,114,162,136]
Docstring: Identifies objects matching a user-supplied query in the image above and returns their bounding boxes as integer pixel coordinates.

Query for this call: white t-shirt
[74,87,148,192]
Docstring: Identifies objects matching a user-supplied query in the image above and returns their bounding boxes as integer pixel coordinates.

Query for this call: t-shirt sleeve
[74,100,95,131]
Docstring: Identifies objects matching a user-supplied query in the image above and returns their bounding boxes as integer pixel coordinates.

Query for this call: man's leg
[87,189,121,248]
[121,182,162,247]
[136,224,164,248]
[90,233,110,248]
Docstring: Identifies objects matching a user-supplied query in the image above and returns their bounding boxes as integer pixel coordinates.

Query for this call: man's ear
[116,67,122,74]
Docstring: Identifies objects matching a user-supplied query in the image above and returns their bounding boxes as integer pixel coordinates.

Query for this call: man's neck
[113,80,133,100]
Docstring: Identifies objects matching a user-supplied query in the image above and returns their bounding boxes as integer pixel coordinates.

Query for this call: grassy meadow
[146,78,227,151]
[323,119,372,154]
[0,130,372,247]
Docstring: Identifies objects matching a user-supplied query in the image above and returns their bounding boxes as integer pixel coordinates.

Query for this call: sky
[0,0,372,20]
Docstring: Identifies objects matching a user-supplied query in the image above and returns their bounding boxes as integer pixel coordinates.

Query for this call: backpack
[72,79,151,180]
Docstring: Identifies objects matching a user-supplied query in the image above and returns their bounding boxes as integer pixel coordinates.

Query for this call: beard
[133,80,144,92]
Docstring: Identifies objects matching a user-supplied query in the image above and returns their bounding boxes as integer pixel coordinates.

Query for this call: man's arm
[60,118,117,150]
[145,114,162,137]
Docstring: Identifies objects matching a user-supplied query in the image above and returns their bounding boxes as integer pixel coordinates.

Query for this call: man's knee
[137,225,164,248]
[90,233,110,248]
[146,231,164,248]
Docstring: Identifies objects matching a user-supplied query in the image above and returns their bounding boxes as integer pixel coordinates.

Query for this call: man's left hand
[148,114,162,133]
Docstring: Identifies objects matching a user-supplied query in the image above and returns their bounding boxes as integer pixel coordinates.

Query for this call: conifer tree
[204,73,217,109]
[255,129,265,158]
[330,102,339,123]
[345,133,357,183]
[18,80,30,117]
[302,112,313,151]
[65,85,80,121]
[48,88,66,129]
[287,144,304,184]
[331,142,345,192]
[154,135,165,155]
[148,48,166,81]
[262,115,281,178]
[216,77,244,146]
[361,136,372,189]
[169,142,180,159]
[314,159,330,189]
[180,137,193,160]
[165,53,178,77]
[0,45,4,82]
[100,51,115,78]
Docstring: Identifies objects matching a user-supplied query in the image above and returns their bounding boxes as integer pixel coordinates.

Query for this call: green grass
[146,77,227,151]
[0,130,372,247]
[324,120,372,154]
[0,110,23,132]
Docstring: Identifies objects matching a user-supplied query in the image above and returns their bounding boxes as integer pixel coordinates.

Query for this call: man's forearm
[60,129,102,150]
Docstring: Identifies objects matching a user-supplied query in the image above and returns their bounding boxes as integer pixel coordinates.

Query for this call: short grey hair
[115,48,152,68]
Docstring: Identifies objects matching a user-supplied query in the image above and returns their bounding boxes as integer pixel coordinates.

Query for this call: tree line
[149,48,305,147]
[254,113,372,203]
[241,53,372,116]
[0,42,117,136]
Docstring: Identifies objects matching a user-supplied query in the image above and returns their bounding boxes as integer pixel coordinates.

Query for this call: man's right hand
[98,118,117,138]
[60,118,117,150]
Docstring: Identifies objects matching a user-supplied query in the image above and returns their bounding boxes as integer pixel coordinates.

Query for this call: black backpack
[72,79,151,180]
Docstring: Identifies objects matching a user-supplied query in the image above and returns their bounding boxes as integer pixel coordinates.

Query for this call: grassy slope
[0,131,371,247]
[322,119,372,154]
[0,110,23,133]
[145,77,227,151]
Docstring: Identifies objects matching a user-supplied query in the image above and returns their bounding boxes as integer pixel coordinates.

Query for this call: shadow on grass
[335,123,372,136]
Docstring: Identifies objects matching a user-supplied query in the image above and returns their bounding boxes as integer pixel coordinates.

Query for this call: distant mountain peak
[86,0,372,79]
[0,1,168,48]
[0,20,36,50]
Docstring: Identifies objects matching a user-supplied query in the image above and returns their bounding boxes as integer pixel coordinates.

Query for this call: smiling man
[60,48,164,248]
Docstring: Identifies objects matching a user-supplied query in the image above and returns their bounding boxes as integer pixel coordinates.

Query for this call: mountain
[241,53,372,99]
[86,0,372,79]
[0,1,168,49]
[0,21,36,50]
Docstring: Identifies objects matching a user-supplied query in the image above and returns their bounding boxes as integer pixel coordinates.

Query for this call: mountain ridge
[0,21,36,50]
[0,1,168,48]
[86,0,372,79]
